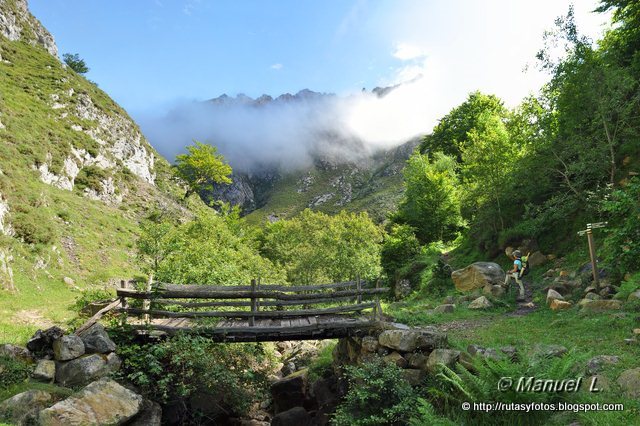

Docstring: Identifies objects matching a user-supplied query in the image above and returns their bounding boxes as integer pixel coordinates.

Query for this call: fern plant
[428,350,583,425]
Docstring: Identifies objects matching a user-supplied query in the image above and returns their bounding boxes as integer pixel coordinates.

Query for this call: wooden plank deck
[128,314,380,342]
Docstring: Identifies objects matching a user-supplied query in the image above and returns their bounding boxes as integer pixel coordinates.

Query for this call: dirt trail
[505,281,538,317]
[434,283,539,337]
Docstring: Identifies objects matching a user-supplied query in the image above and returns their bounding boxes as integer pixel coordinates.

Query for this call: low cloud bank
[137,77,439,172]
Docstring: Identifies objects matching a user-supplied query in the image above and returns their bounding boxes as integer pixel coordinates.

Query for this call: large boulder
[26,326,64,356]
[401,369,425,386]
[332,337,361,366]
[0,344,32,362]
[616,368,640,398]
[271,371,308,414]
[377,328,447,352]
[580,300,623,312]
[550,299,572,311]
[39,378,143,425]
[0,390,52,425]
[451,262,505,292]
[434,304,455,314]
[33,359,56,382]
[529,344,567,360]
[527,251,548,268]
[407,353,429,369]
[360,336,379,353]
[271,406,312,426]
[628,290,640,302]
[383,352,407,368]
[468,296,493,309]
[52,335,85,361]
[312,376,340,426]
[585,355,619,375]
[426,349,461,373]
[546,289,564,305]
[78,323,116,354]
[127,400,162,426]
[55,354,109,387]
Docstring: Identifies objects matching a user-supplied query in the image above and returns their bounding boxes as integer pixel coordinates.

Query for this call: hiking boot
[516,294,526,302]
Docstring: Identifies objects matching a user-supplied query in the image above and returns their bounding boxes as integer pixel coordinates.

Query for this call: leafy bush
[333,359,419,426]
[614,273,640,301]
[114,333,272,421]
[11,208,56,245]
[602,178,640,283]
[73,288,114,313]
[145,211,285,285]
[307,342,336,382]
[74,165,109,192]
[62,53,89,74]
[424,257,454,296]
[381,224,422,281]
[260,209,383,284]
[0,356,33,387]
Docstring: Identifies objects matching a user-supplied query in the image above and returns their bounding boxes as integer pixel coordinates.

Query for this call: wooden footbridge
[87,279,388,342]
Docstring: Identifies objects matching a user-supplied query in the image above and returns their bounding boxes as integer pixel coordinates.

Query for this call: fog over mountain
[137,77,438,172]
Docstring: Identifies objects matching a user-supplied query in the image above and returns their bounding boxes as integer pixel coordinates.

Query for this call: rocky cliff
[207,138,419,224]
[0,0,186,342]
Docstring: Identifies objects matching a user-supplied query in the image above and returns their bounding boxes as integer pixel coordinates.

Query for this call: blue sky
[28,1,611,167]
[30,1,609,114]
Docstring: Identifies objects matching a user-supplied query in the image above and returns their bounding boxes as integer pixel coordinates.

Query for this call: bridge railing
[115,278,388,327]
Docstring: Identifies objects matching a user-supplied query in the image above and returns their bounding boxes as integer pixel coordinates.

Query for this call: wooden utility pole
[577,222,607,286]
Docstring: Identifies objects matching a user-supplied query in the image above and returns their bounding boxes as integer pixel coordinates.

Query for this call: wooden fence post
[256,277,261,312]
[143,274,153,323]
[249,279,257,326]
[119,280,128,326]
[374,279,381,321]
[356,274,362,305]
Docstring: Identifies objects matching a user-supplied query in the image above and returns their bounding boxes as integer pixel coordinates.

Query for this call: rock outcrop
[39,378,143,425]
[0,390,52,425]
[0,0,58,56]
[451,262,505,292]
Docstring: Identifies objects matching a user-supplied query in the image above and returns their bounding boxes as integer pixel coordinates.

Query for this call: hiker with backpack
[504,249,527,301]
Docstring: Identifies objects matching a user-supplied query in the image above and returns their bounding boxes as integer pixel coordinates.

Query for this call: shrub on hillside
[74,165,109,192]
[333,359,419,426]
[602,178,640,283]
[12,208,56,245]
[114,333,272,422]
[381,224,422,281]
[0,356,33,387]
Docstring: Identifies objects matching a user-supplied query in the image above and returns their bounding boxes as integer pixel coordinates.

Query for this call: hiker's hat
[513,250,522,258]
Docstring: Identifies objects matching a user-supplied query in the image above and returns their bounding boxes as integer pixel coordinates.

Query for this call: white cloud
[270,63,283,70]
[392,43,426,61]
[182,0,200,16]
[377,0,610,109]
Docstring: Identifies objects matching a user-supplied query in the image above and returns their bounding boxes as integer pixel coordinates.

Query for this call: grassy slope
[385,251,640,422]
[0,38,185,344]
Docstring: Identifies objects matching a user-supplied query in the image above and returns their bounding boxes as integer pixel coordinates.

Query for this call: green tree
[260,209,382,284]
[174,141,232,199]
[62,53,89,74]
[461,111,519,232]
[394,152,462,244]
[148,210,284,285]
[421,91,507,160]
[137,220,179,277]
